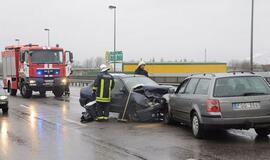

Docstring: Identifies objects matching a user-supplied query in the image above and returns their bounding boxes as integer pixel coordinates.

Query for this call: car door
[170,78,199,121]
[110,79,127,113]
[193,78,211,119]
[169,79,189,121]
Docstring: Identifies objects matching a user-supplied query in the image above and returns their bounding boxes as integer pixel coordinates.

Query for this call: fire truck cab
[1,44,73,98]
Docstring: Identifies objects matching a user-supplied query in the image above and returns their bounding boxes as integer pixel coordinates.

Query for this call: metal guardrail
[70,79,93,87]
[70,72,270,87]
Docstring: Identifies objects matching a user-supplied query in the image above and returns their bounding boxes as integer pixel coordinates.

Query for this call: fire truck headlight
[61,78,67,85]
[0,96,8,100]
[29,80,36,84]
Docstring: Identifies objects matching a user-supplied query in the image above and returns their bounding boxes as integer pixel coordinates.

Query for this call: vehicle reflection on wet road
[0,87,269,160]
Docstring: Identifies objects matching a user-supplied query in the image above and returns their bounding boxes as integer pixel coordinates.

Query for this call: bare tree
[95,57,105,68]
[83,58,94,68]
[72,60,82,68]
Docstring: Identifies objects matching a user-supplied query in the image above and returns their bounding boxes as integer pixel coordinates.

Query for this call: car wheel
[191,112,205,138]
[255,128,270,137]
[2,107,8,114]
[39,90,46,97]
[128,112,140,122]
[7,82,11,93]
[53,87,64,97]
[11,89,17,96]
[164,106,176,125]
[21,83,32,98]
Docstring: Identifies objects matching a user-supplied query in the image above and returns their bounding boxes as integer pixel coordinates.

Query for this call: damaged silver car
[79,74,173,122]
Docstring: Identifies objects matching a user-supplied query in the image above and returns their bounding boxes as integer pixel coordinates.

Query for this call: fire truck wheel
[2,108,8,114]
[53,87,64,97]
[21,83,32,98]
[7,83,11,93]
[10,89,17,96]
[39,91,46,97]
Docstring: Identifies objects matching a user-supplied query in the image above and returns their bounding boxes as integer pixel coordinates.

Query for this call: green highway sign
[106,51,123,62]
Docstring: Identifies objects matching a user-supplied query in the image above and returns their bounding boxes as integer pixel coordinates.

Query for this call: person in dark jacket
[93,64,115,121]
[134,61,148,77]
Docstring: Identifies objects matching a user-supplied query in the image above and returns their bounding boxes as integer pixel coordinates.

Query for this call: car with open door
[80,74,173,122]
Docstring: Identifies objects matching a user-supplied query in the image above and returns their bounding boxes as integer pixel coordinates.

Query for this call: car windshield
[122,76,158,91]
[30,50,63,64]
[214,76,270,97]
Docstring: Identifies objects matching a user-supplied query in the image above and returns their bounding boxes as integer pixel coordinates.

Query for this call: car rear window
[213,76,270,97]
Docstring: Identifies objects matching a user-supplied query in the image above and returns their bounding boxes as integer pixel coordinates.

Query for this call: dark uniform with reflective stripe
[135,67,148,77]
[93,71,114,120]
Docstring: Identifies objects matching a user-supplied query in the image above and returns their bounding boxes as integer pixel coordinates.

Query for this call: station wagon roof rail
[227,71,255,75]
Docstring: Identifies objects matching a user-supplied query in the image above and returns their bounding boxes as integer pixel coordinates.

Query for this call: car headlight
[62,78,67,84]
[29,80,36,84]
[0,96,8,100]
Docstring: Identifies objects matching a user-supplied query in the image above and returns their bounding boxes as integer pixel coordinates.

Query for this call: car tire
[191,112,205,138]
[53,87,64,97]
[164,106,176,125]
[11,89,17,96]
[7,82,11,93]
[39,91,46,97]
[255,128,270,137]
[128,112,140,122]
[2,107,8,114]
[21,83,32,98]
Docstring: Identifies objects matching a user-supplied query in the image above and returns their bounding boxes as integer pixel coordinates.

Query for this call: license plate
[45,80,54,83]
[44,82,53,86]
[232,102,261,110]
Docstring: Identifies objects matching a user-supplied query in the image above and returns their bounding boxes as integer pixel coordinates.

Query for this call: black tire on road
[7,82,11,93]
[10,89,17,96]
[255,128,270,137]
[164,106,176,125]
[53,87,64,97]
[191,112,205,139]
[21,83,32,98]
[39,90,46,97]
[128,112,140,122]
[2,107,8,114]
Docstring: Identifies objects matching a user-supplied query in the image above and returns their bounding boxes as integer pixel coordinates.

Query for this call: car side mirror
[20,52,25,63]
[65,51,74,63]
[69,51,74,63]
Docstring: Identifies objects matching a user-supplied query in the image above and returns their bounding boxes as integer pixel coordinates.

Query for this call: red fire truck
[1,44,73,98]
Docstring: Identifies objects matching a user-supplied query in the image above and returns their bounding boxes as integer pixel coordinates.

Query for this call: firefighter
[135,61,148,77]
[93,64,115,121]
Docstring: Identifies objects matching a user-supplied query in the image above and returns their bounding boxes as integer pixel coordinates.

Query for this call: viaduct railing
[69,72,270,87]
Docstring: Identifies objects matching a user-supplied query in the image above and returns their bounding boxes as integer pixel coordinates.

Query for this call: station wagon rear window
[213,76,270,97]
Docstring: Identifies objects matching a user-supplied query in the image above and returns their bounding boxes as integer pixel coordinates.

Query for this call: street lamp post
[250,0,254,72]
[44,28,50,46]
[109,5,117,72]
[15,39,20,45]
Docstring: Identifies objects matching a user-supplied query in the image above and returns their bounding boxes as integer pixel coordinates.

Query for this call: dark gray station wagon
[163,72,270,138]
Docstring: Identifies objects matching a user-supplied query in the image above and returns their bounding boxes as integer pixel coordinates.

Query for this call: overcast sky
[1,0,270,64]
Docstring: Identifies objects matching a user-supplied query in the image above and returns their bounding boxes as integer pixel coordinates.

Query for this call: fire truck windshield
[30,50,63,64]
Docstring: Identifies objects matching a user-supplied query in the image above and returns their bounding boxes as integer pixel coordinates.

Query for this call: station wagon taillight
[207,99,221,112]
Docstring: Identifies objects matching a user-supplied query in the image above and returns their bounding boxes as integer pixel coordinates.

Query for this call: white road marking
[20,104,87,127]
[64,118,87,127]
[20,104,29,109]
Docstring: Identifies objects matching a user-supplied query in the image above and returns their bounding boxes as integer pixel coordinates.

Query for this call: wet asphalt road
[0,87,270,160]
